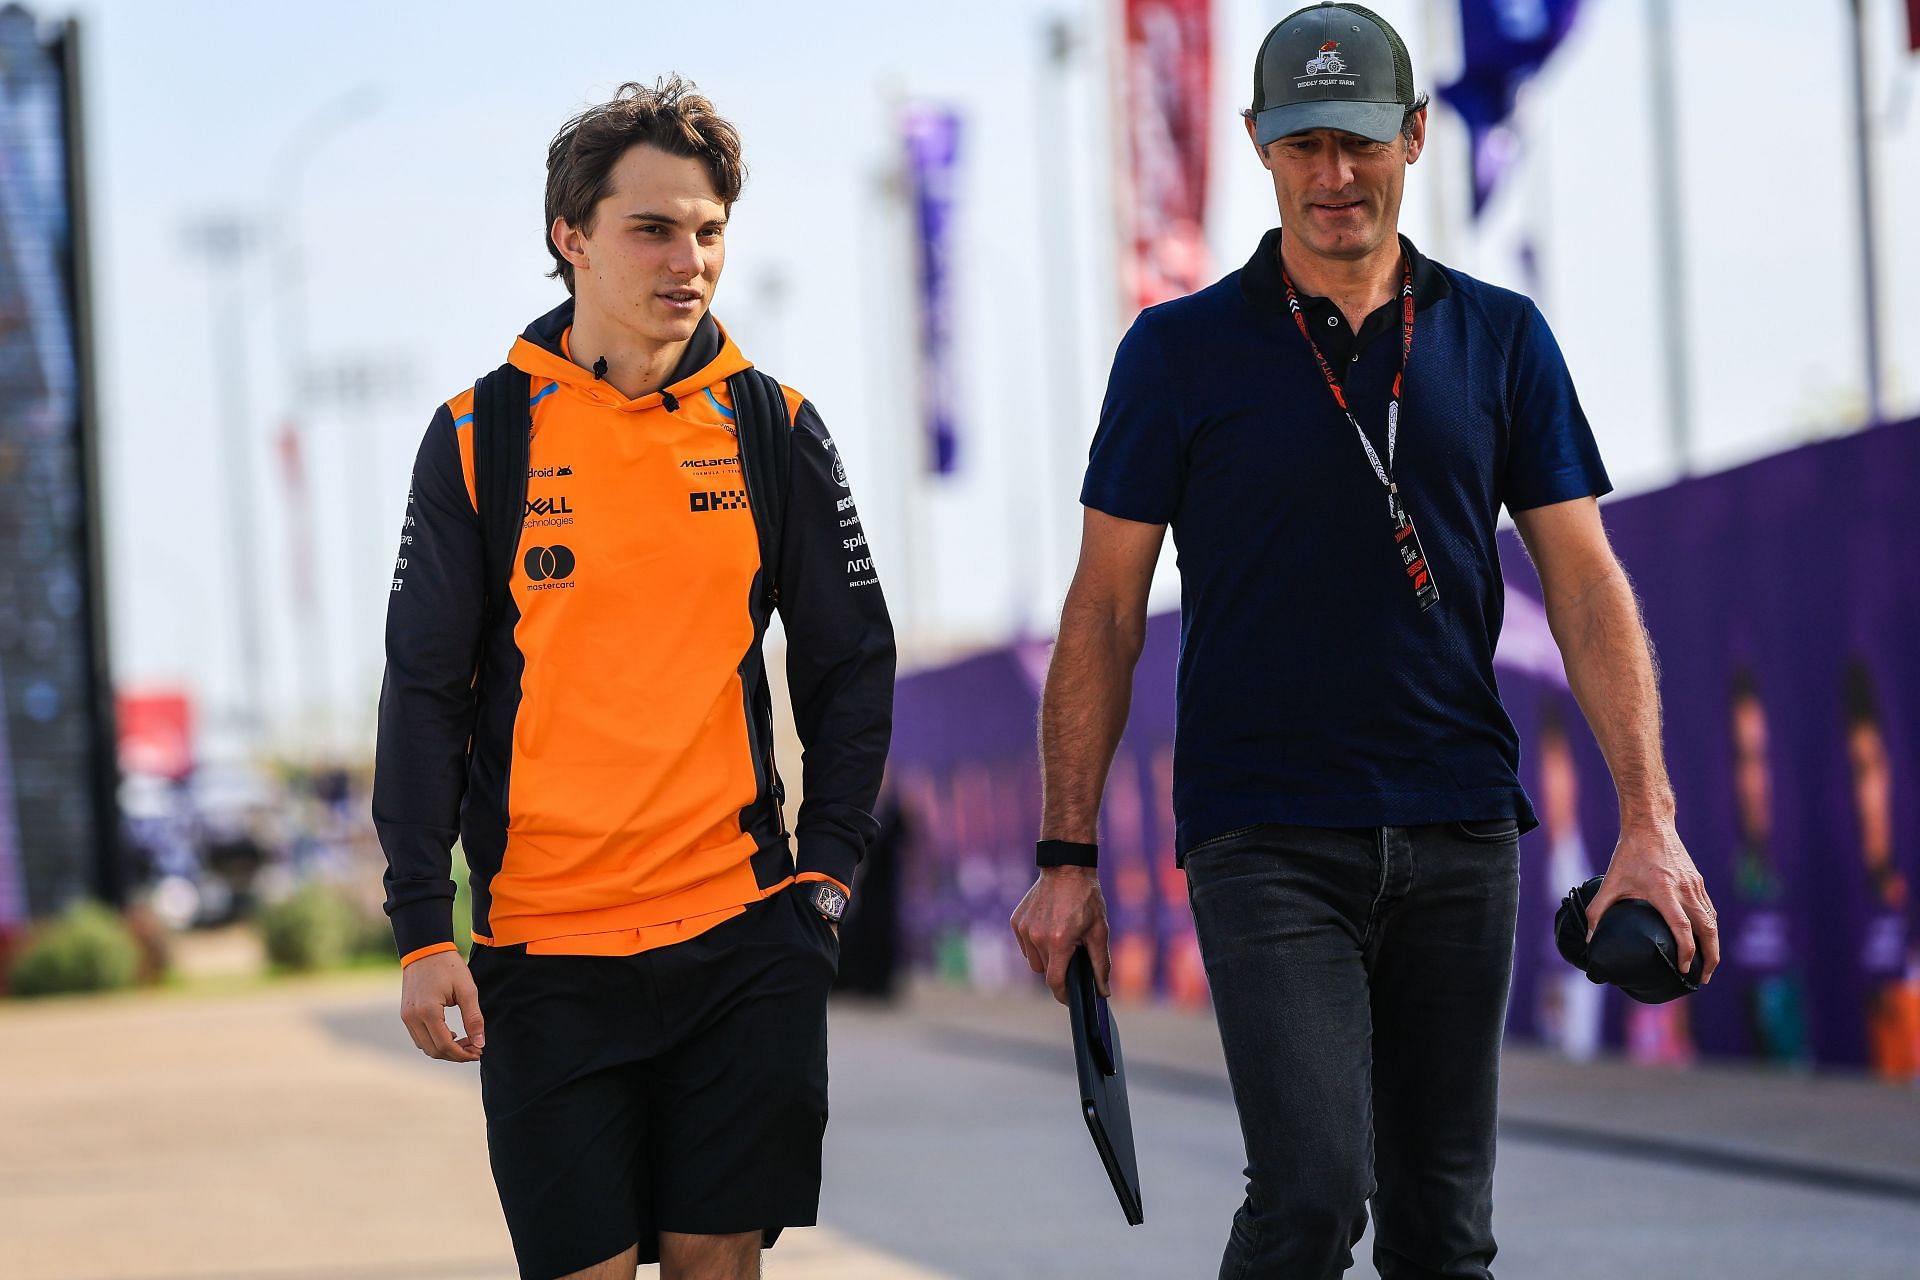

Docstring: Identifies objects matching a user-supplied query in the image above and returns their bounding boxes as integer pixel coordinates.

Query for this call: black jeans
[1184,821,1522,1280]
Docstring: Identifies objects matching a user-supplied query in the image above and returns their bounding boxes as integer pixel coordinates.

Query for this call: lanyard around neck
[1278,253,1440,612]
[1280,257,1415,518]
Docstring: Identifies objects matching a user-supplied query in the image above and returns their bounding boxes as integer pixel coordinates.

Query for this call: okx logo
[690,489,748,513]
[523,544,577,589]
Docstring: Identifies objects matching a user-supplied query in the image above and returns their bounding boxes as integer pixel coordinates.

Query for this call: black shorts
[470,884,839,1280]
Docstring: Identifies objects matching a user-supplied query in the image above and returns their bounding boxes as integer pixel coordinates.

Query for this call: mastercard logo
[523,545,576,582]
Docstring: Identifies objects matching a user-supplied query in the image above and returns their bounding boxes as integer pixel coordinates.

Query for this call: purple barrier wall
[893,417,1920,1076]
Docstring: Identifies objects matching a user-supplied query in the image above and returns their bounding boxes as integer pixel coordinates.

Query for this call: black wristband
[1036,839,1099,868]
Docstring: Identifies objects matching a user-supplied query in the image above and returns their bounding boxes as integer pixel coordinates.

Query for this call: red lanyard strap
[1279,254,1439,612]
[1281,258,1415,518]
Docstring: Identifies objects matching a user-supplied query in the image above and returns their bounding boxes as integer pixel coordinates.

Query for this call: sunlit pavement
[0,974,944,1280]
[4,971,1917,1279]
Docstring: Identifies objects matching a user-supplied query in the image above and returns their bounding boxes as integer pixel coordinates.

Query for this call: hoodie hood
[506,298,753,411]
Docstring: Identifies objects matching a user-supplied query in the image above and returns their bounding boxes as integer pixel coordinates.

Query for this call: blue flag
[1438,0,1583,216]
[904,106,962,476]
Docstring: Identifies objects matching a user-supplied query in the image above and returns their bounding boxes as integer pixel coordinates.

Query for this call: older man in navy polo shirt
[1011,5,1720,1277]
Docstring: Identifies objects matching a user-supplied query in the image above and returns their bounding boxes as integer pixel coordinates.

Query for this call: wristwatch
[810,882,849,924]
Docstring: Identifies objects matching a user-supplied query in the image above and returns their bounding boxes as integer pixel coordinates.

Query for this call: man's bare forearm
[1546,563,1674,826]
[1038,596,1146,843]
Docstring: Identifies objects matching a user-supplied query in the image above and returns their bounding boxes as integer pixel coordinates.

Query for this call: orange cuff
[400,941,459,968]
[793,871,852,899]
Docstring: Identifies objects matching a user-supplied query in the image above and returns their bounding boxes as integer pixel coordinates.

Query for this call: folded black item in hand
[1554,875,1704,1005]
[1067,948,1144,1225]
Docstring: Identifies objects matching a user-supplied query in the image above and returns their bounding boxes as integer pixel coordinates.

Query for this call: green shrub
[334,846,472,967]
[9,902,142,997]
[258,882,359,972]
[451,844,473,958]
[352,902,399,962]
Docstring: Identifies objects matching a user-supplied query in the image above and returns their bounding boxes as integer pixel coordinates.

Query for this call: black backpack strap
[728,369,793,612]
[472,362,532,632]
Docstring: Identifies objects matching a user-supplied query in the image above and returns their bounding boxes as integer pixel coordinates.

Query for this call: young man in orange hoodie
[374,78,894,1280]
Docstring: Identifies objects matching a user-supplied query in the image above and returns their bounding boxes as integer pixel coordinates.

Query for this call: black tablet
[1067,947,1144,1225]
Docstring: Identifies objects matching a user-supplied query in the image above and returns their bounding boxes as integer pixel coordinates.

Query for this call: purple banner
[1437,0,1583,215]
[1501,418,1920,1080]
[903,106,961,475]
[894,418,1920,1078]
[0,655,23,928]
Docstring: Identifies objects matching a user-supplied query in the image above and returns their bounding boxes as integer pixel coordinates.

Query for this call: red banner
[1117,0,1213,315]
[1908,0,1920,52]
[117,690,196,780]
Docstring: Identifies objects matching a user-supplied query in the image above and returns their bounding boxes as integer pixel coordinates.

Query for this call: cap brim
[1255,99,1404,145]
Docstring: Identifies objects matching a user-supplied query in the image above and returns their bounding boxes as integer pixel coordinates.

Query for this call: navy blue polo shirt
[1083,228,1611,855]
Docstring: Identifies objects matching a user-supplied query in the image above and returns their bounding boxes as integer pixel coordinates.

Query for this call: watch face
[811,883,848,922]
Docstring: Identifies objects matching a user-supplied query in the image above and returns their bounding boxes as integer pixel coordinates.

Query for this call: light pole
[180,217,265,752]
[1036,15,1083,631]
[1844,0,1885,427]
[266,85,380,761]
[1646,0,1694,473]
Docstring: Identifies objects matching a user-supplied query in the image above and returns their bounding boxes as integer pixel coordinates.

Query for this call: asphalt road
[320,986,1920,1280]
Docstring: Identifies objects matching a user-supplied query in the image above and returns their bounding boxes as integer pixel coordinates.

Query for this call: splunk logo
[523,544,577,590]
[689,489,748,513]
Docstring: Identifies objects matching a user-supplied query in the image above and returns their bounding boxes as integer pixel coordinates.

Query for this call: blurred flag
[903,106,962,476]
[1438,0,1584,216]
[1516,236,1544,295]
[1908,0,1919,51]
[1117,0,1212,314]
[116,690,196,781]
[275,419,317,612]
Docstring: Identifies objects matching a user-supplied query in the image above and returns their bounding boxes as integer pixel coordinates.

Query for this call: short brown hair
[544,76,747,293]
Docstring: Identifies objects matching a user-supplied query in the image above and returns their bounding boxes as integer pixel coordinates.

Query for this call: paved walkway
[5,971,1918,1279]
[0,974,946,1280]
[819,986,1920,1279]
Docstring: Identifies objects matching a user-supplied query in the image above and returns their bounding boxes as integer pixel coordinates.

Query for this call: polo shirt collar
[1239,226,1451,317]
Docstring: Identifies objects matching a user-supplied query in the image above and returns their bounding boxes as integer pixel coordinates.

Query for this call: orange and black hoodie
[374,300,894,964]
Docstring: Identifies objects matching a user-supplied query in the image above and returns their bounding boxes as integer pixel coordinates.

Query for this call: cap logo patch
[1296,37,1360,90]
[1303,40,1347,75]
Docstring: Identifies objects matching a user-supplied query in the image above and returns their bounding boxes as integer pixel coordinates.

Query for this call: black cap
[1251,3,1417,145]
[1554,876,1706,1005]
